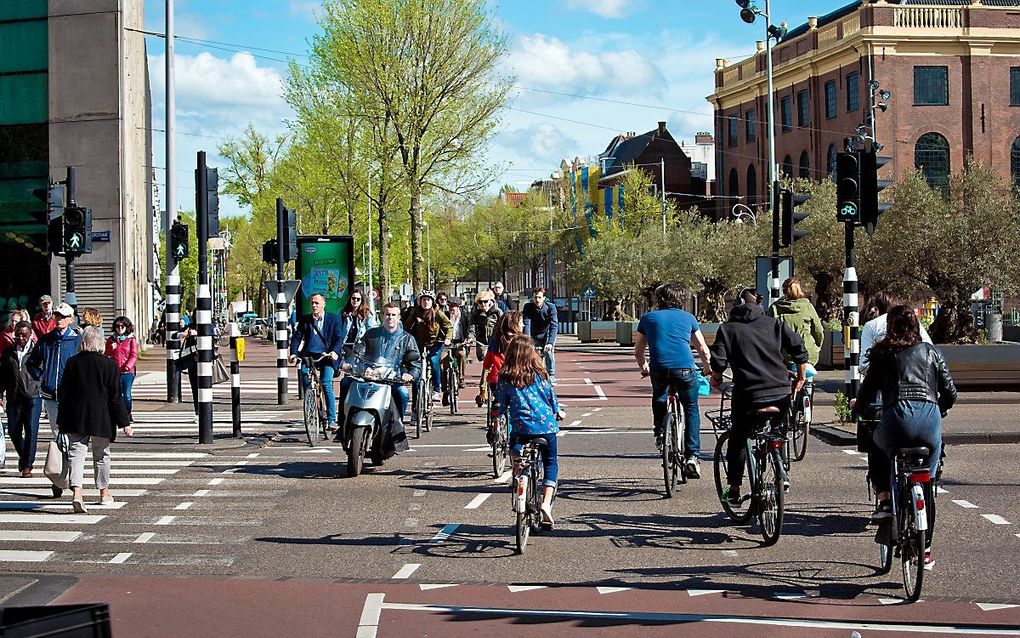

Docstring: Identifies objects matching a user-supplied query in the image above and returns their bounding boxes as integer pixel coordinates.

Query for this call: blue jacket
[337,312,378,347]
[290,313,343,362]
[523,301,558,346]
[30,325,83,399]
[495,374,560,437]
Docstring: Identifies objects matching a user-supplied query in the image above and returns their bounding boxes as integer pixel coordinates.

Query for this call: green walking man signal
[170,218,189,261]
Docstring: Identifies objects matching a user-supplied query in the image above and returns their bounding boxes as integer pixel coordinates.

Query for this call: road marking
[507,585,546,593]
[133,532,155,544]
[409,503,422,511]
[0,478,164,486]
[0,530,80,542]
[464,494,491,509]
[297,449,331,454]
[982,514,1011,525]
[208,478,224,486]
[878,598,904,605]
[723,550,738,557]
[392,563,421,579]
[937,486,949,494]
[430,524,459,543]
[109,552,132,564]
[246,453,260,458]
[493,471,512,484]
[192,489,210,497]
[0,550,52,562]
[687,589,725,597]
[413,490,427,497]
[976,603,1020,612]
[842,449,862,456]
[0,501,125,512]
[593,407,602,412]
[404,518,418,527]
[465,447,492,452]
[419,584,457,591]
[952,499,979,509]
[568,420,582,427]
[581,412,592,417]
[774,591,809,600]
[0,513,103,524]
[595,586,631,594]
[155,516,176,525]
[592,384,607,400]
[175,502,194,510]
[357,593,385,638]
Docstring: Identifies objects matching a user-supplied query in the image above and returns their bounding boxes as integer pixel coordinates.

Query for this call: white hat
[53,303,75,318]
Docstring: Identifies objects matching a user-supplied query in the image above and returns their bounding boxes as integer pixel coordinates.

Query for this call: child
[480,311,523,438]
[495,333,562,528]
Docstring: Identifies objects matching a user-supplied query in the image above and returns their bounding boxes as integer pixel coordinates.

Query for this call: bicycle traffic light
[835,151,861,224]
[780,189,810,248]
[282,206,297,263]
[33,184,65,255]
[62,205,92,255]
[170,219,189,261]
[859,148,893,235]
[205,168,220,236]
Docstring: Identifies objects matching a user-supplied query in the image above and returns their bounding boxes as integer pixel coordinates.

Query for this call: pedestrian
[522,287,559,384]
[468,290,502,362]
[30,303,82,440]
[31,295,56,341]
[173,318,199,413]
[337,289,377,347]
[105,316,138,417]
[767,277,825,371]
[0,321,42,476]
[491,281,510,312]
[860,292,933,375]
[57,327,133,512]
[1,309,34,358]
[79,307,105,339]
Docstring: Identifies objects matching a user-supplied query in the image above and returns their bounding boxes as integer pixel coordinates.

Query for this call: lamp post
[731,202,758,225]
[736,0,787,307]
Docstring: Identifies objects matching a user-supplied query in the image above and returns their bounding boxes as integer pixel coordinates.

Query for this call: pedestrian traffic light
[170,219,189,261]
[262,239,278,265]
[835,151,860,224]
[859,148,893,235]
[281,206,297,263]
[62,205,92,255]
[781,189,810,248]
[205,168,220,236]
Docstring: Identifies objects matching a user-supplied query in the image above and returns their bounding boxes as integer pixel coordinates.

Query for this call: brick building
[707,0,1020,219]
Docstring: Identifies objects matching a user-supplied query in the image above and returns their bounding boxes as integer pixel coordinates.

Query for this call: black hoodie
[710,303,809,403]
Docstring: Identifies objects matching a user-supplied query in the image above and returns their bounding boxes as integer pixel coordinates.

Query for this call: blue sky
[143,0,844,217]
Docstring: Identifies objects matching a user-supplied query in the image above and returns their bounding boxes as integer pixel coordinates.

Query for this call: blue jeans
[511,432,559,487]
[300,360,336,424]
[7,397,42,471]
[650,367,701,456]
[338,376,411,420]
[427,344,444,392]
[538,344,556,375]
[870,400,942,493]
[120,372,136,414]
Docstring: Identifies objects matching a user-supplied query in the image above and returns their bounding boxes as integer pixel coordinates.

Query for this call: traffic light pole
[275,198,289,406]
[196,152,214,444]
[770,180,781,308]
[843,221,860,403]
[63,167,77,312]
[165,0,181,403]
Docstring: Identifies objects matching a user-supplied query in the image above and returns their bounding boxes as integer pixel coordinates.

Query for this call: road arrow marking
[687,589,726,597]
[976,603,1019,612]
[596,587,631,595]
[392,563,420,579]
[507,585,546,593]
[419,584,458,591]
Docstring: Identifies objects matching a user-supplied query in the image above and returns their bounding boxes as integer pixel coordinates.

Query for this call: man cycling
[710,294,808,504]
[289,293,343,430]
[634,283,713,478]
[522,287,558,383]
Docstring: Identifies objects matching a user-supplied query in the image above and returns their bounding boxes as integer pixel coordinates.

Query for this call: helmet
[417,290,436,300]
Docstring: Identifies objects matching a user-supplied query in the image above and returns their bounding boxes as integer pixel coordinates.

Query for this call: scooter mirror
[403,351,421,364]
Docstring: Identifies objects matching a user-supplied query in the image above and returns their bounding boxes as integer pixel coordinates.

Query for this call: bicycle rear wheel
[791,407,808,462]
[303,385,320,447]
[530,464,544,534]
[901,485,926,602]
[492,415,509,478]
[515,508,530,554]
[713,431,754,524]
[449,368,459,415]
[759,447,785,546]
[661,411,678,498]
[877,519,894,575]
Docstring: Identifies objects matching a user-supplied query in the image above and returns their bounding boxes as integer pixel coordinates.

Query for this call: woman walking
[57,327,132,512]
[80,307,105,339]
[0,321,42,476]
[104,316,139,416]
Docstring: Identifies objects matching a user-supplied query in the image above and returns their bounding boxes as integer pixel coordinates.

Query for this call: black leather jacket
[856,343,957,415]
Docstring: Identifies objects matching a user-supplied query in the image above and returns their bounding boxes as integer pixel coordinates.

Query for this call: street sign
[91,230,110,242]
[371,288,380,301]
[263,279,302,305]
[581,286,597,300]
[755,256,794,309]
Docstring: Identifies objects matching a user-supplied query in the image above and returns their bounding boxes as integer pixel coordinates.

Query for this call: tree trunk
[930,296,975,344]
[812,272,841,322]
[409,182,424,293]
[377,200,389,303]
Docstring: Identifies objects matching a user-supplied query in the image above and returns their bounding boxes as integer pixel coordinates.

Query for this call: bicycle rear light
[910,471,930,483]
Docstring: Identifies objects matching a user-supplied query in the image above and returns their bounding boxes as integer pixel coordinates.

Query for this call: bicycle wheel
[414,385,423,439]
[449,368,459,415]
[901,486,926,602]
[530,464,544,534]
[303,384,320,447]
[674,400,686,485]
[877,518,894,575]
[713,431,754,524]
[492,415,508,478]
[758,447,785,546]
[424,391,433,432]
[661,410,678,498]
[514,472,531,554]
[791,406,809,462]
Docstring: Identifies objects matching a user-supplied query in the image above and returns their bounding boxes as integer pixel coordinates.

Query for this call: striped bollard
[275,289,289,405]
[165,264,181,402]
[229,321,242,438]
[197,284,214,444]
[843,221,861,402]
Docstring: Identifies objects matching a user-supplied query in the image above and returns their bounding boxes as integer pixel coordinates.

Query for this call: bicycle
[443,341,470,416]
[412,352,435,438]
[713,401,792,546]
[512,437,552,554]
[488,390,510,478]
[789,377,813,462]
[643,371,687,498]
[300,354,332,447]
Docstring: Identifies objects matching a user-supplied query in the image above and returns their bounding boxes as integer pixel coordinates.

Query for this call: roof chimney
[657,121,667,136]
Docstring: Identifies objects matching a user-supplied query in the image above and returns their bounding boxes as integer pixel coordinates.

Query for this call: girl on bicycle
[403,290,451,402]
[495,333,562,528]
[478,311,523,410]
[338,289,377,347]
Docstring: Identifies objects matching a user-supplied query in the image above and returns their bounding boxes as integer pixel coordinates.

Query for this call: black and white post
[843,221,860,401]
[229,321,241,438]
[164,0,180,402]
[275,197,289,406]
[769,179,782,307]
[196,152,214,444]
[63,166,78,313]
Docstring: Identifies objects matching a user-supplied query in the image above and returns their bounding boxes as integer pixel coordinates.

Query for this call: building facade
[707,0,1020,219]
[0,0,152,331]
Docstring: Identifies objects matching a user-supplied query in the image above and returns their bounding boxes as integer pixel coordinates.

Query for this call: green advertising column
[295,236,355,315]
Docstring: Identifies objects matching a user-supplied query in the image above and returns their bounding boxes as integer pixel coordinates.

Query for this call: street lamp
[735,0,787,307]
[731,202,758,225]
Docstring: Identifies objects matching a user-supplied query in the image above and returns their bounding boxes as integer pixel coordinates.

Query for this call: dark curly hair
[654,283,688,310]
[869,305,921,362]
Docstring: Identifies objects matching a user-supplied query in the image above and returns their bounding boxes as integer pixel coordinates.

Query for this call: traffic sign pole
[63,167,78,312]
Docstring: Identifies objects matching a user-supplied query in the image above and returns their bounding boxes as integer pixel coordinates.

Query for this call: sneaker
[722,485,741,506]
[72,498,88,514]
[50,486,64,499]
[475,394,484,407]
[654,434,664,453]
[540,503,555,528]
[924,551,935,571]
[871,499,893,523]
[326,421,337,432]
[432,391,442,403]
[684,455,701,479]
[100,495,115,505]
[20,469,32,478]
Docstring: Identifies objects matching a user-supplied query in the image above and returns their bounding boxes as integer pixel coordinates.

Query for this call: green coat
[767,297,824,365]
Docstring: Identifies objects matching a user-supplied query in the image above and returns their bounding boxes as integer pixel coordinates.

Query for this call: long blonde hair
[782,278,806,301]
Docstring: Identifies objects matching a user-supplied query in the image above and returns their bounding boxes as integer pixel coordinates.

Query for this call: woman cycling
[403,290,451,402]
[767,277,824,373]
[495,333,561,528]
[338,289,377,347]
[854,305,956,568]
[480,311,523,433]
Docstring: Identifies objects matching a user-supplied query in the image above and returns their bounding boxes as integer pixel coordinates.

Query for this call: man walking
[32,295,56,341]
[31,303,81,439]
[289,293,342,430]
[523,287,558,383]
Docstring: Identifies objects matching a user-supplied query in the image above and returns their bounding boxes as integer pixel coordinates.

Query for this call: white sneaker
[539,503,554,528]
[72,498,88,514]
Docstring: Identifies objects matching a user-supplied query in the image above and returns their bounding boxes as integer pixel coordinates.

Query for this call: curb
[811,424,1020,446]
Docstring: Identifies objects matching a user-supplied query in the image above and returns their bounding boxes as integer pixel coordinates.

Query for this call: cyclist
[337,289,377,347]
[709,293,808,505]
[468,290,502,362]
[440,297,471,406]
[289,293,343,430]
[522,287,558,384]
[491,281,511,313]
[860,292,932,375]
[481,311,524,438]
[403,290,451,403]
[633,283,713,478]
[766,278,824,372]
[495,333,561,528]
[853,305,956,567]
[436,292,450,317]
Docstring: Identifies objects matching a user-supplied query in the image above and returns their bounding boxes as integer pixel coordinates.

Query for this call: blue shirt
[637,308,700,371]
[495,374,560,437]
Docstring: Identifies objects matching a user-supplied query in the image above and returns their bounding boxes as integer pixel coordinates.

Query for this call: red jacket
[104,335,138,373]
[32,313,56,341]
[0,327,36,359]
[482,348,505,384]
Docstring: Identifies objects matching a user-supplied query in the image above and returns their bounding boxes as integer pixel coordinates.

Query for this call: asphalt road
[1,340,1018,637]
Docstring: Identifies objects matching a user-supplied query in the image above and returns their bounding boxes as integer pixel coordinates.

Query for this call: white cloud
[509,34,664,99]
[496,123,580,166]
[150,52,285,113]
[565,0,635,19]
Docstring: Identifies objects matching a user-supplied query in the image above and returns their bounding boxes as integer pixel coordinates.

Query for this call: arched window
[746,164,758,204]
[1011,136,1020,191]
[799,151,810,179]
[915,132,950,194]
[827,144,837,179]
[781,155,793,177]
[729,167,740,199]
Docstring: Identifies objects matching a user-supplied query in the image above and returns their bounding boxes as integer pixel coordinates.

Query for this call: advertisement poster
[295,236,355,315]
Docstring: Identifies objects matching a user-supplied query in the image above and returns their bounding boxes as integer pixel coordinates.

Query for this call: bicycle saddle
[754,405,782,414]
[526,438,549,448]
[894,446,930,458]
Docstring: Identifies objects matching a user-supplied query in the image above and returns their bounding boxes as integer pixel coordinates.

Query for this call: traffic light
[859,148,893,235]
[33,184,65,256]
[170,219,189,261]
[781,189,810,248]
[205,168,220,236]
[281,206,297,263]
[835,151,860,224]
[262,239,278,265]
[62,205,92,255]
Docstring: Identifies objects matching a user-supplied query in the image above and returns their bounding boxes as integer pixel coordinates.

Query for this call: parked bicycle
[300,353,332,447]
[512,438,553,554]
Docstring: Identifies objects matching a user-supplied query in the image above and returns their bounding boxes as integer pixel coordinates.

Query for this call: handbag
[44,440,65,484]
[696,372,712,397]
[213,355,230,385]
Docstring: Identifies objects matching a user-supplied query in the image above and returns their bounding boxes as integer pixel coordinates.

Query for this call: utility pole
[195,152,214,444]
[367,175,374,315]
[63,166,77,312]
[164,0,181,402]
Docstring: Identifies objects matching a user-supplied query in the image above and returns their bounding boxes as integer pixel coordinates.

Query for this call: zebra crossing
[36,409,302,437]
[131,377,301,400]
